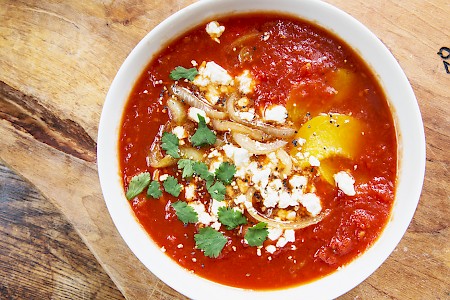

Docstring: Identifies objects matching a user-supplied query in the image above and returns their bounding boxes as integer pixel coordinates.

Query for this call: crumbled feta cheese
[251,166,271,191]
[209,158,224,173]
[235,70,255,94]
[276,237,288,248]
[309,155,320,167]
[211,221,222,231]
[300,193,322,216]
[194,61,233,86]
[172,126,187,139]
[289,175,307,189]
[265,245,276,254]
[185,183,196,201]
[264,105,287,124]
[284,230,295,243]
[234,194,246,205]
[188,107,210,123]
[333,171,356,196]
[206,21,225,43]
[222,144,251,168]
[268,227,283,241]
[159,174,169,181]
[189,201,215,225]
[211,199,226,216]
[238,110,255,122]
[278,191,295,209]
[193,61,234,105]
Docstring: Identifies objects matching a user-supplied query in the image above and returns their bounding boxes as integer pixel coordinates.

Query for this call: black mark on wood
[0,81,97,162]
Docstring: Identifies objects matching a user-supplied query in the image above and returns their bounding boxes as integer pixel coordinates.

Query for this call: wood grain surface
[0,0,449,299]
[0,162,124,299]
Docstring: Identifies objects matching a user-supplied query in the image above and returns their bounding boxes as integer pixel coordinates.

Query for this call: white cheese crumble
[300,193,322,216]
[188,107,210,123]
[268,227,283,241]
[289,175,307,189]
[235,70,255,94]
[159,174,169,181]
[265,245,276,254]
[206,21,225,43]
[172,126,187,139]
[309,155,321,167]
[222,144,251,167]
[264,105,288,124]
[189,201,216,225]
[238,110,255,122]
[194,61,233,86]
[184,183,196,201]
[333,171,356,196]
[193,61,234,105]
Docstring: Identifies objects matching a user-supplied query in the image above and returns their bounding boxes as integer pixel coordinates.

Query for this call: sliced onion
[245,188,329,230]
[147,140,177,168]
[276,148,292,176]
[230,32,260,49]
[232,132,287,155]
[167,97,187,125]
[170,85,228,119]
[211,119,269,141]
[226,94,296,138]
[180,146,205,161]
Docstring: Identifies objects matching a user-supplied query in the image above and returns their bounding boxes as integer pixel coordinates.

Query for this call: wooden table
[1,1,448,299]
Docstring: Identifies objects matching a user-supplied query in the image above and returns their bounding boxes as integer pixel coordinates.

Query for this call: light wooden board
[0,1,449,299]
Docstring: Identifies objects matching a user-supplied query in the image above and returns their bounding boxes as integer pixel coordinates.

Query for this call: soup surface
[119,14,397,289]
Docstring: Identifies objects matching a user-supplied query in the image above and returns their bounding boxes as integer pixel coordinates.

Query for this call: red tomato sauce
[119,14,396,289]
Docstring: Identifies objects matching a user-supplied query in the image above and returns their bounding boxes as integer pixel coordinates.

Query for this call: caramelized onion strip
[211,119,269,141]
[170,85,228,119]
[232,132,287,155]
[245,188,329,230]
[226,94,296,138]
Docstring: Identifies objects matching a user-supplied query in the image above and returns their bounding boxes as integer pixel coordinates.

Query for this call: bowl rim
[97,0,426,299]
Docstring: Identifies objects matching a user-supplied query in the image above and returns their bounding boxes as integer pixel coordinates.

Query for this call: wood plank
[0,162,124,300]
[0,0,448,299]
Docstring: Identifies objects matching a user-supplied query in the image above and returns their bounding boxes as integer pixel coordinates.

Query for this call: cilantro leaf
[163,176,182,197]
[194,227,227,258]
[191,115,217,147]
[126,172,151,200]
[193,161,215,182]
[245,222,269,247]
[177,159,196,178]
[172,201,198,224]
[206,180,226,201]
[147,180,162,199]
[169,66,198,81]
[161,132,180,158]
[215,162,236,185]
[218,207,247,230]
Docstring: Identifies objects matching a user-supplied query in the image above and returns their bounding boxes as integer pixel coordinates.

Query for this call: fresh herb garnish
[193,161,215,182]
[206,180,226,201]
[194,227,227,258]
[169,66,198,81]
[245,222,269,247]
[191,115,217,147]
[215,162,236,185]
[177,159,196,178]
[126,172,151,200]
[147,180,162,199]
[218,207,247,230]
[172,201,198,224]
[163,176,182,197]
[161,132,180,158]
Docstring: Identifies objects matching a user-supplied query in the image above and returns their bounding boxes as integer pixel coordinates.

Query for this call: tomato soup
[119,14,396,289]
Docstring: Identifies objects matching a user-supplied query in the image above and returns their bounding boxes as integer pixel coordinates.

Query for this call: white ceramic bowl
[97,0,425,299]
